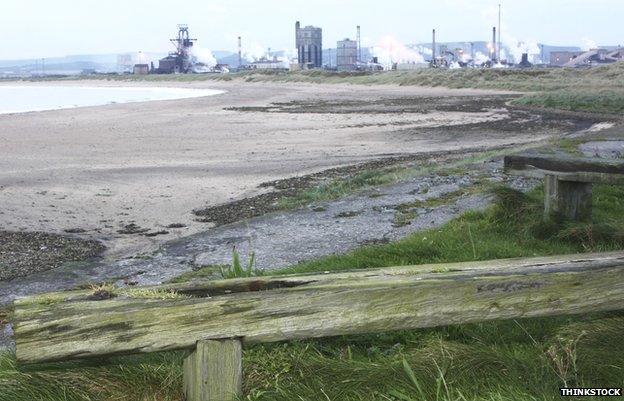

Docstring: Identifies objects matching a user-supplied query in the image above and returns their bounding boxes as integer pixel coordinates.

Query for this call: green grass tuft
[219,246,261,279]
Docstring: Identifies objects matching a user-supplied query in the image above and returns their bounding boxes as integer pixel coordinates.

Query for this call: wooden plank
[16,252,610,305]
[13,251,624,364]
[544,175,593,221]
[184,339,242,401]
[504,153,624,184]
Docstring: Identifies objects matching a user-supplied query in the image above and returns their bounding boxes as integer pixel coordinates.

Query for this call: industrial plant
[2,14,622,78]
[114,21,624,76]
[155,25,197,74]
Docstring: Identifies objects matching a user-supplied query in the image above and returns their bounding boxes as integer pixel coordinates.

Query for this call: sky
[1,0,622,60]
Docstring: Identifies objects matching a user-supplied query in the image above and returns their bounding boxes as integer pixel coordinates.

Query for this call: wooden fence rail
[13,251,624,401]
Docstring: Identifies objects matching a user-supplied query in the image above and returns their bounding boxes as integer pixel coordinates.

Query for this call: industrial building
[117,54,134,73]
[157,25,196,74]
[249,57,287,70]
[336,39,357,71]
[395,62,429,70]
[563,48,623,67]
[295,21,322,69]
[550,48,623,67]
[517,53,532,68]
[550,51,583,66]
[133,64,149,75]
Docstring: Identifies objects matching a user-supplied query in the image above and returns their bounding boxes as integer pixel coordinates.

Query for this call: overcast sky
[1,0,622,59]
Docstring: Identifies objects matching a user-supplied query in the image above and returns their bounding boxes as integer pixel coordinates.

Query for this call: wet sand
[0,80,561,257]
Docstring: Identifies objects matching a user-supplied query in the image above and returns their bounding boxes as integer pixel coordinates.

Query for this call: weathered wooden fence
[13,251,624,401]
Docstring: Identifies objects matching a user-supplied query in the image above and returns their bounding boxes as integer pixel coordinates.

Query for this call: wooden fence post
[544,174,593,221]
[183,338,242,401]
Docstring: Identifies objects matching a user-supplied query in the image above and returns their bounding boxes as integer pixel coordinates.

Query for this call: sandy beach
[0,80,567,257]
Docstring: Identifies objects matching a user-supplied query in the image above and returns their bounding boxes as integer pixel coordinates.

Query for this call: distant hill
[0,61,115,74]
[0,52,165,74]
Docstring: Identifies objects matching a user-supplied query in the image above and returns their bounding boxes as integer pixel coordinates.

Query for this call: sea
[0,85,224,114]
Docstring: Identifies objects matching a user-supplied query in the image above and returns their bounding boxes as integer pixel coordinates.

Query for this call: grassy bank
[2,184,624,401]
[512,89,624,114]
[235,63,624,92]
[236,63,624,115]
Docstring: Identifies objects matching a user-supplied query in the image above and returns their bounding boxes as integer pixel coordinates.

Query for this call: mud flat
[0,80,598,269]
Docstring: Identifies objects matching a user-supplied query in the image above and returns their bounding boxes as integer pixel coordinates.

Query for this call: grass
[277,147,525,211]
[512,89,624,114]
[555,138,586,156]
[391,180,490,228]
[220,246,259,279]
[0,308,9,325]
[277,168,404,209]
[237,64,624,115]
[170,246,261,283]
[0,352,185,401]
[240,314,624,400]
[42,62,622,92]
[2,184,623,400]
[280,184,624,276]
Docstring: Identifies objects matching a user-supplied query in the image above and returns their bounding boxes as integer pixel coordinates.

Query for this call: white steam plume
[190,45,217,67]
[372,36,425,68]
[581,38,598,51]
[474,51,491,65]
[243,42,268,62]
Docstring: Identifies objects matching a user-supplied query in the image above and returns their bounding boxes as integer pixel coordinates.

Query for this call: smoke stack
[498,4,502,61]
[432,29,436,66]
[492,27,497,62]
[238,36,242,67]
[356,25,361,63]
[295,21,301,64]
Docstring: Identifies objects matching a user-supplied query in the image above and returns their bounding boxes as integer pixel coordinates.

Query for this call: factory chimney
[356,25,361,63]
[238,36,242,67]
[295,21,301,64]
[491,27,497,62]
[498,4,502,61]
[432,29,436,67]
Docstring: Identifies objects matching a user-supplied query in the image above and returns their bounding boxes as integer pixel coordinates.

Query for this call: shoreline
[0,79,608,269]
[0,84,225,115]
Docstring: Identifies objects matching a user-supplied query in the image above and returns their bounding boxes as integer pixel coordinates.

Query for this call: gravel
[0,231,105,281]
